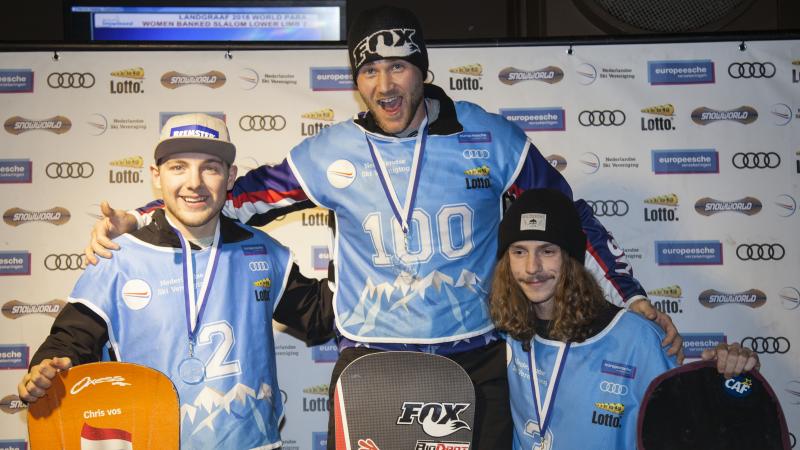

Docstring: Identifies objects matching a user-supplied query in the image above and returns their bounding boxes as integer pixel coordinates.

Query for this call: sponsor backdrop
[1,38,798,447]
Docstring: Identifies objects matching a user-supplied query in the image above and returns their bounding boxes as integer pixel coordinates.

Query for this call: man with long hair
[491,188,758,449]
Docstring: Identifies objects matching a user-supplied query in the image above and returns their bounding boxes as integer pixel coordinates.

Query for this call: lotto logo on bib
[121,279,152,310]
[326,159,356,189]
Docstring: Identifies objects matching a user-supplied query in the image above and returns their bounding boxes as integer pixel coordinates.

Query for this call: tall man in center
[234,8,677,447]
[90,6,681,448]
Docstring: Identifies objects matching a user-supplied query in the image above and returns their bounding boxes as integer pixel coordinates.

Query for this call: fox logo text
[353,29,421,68]
[397,402,471,437]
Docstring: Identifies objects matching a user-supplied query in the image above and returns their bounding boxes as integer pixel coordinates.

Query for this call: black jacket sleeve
[29,302,110,369]
[273,263,335,346]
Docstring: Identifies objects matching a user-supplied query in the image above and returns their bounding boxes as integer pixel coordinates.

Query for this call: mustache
[519,272,556,283]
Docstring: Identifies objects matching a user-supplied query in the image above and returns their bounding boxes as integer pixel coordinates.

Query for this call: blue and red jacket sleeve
[223,158,314,226]
[507,142,646,306]
[133,159,314,227]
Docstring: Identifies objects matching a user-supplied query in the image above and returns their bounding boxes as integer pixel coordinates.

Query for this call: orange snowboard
[27,361,179,449]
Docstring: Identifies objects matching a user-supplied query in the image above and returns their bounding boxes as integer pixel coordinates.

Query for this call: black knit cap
[497,188,586,263]
[347,6,428,84]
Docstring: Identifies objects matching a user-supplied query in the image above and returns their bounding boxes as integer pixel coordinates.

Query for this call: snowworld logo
[397,402,472,437]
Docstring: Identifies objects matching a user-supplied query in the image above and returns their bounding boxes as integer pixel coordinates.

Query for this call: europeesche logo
[310,67,354,91]
[0,251,31,276]
[0,69,34,93]
[0,159,32,183]
[652,149,719,174]
[499,107,565,131]
[682,333,727,359]
[648,60,715,85]
[655,240,723,266]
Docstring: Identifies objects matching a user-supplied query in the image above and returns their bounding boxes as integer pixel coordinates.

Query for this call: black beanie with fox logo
[347,6,428,84]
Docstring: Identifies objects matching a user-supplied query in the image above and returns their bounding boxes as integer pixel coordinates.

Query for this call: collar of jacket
[130,209,253,249]
[354,83,463,136]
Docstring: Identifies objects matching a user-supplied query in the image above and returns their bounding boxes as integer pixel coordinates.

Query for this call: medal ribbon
[528,341,571,440]
[364,112,429,235]
[168,217,222,355]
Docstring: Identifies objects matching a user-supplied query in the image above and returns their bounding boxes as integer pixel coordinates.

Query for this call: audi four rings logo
[44,254,86,271]
[249,261,269,272]
[736,243,785,261]
[732,152,780,169]
[46,162,94,179]
[599,381,628,396]
[741,336,790,354]
[587,200,629,217]
[239,115,286,131]
[47,72,95,88]
[462,149,490,159]
[578,110,626,126]
[727,62,776,79]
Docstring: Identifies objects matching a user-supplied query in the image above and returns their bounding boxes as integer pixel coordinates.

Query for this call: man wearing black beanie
[86,6,684,450]
[491,189,759,450]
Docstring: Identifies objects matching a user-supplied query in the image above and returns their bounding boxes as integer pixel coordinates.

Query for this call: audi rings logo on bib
[727,62,776,79]
[44,253,86,271]
[462,149,490,160]
[121,279,152,310]
[736,243,785,261]
[46,162,94,179]
[741,336,790,354]
[587,200,629,217]
[239,114,286,132]
[578,110,626,127]
[47,72,95,89]
[732,152,780,169]
[326,160,356,189]
[599,380,628,396]
[249,260,270,272]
